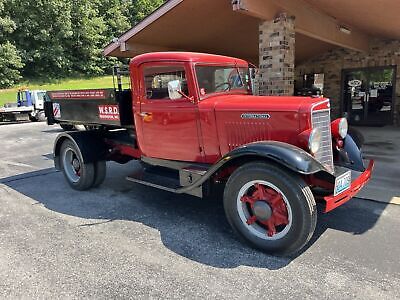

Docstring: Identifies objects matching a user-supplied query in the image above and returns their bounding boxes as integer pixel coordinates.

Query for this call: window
[195,65,251,98]
[36,91,46,101]
[143,65,188,100]
[296,73,324,96]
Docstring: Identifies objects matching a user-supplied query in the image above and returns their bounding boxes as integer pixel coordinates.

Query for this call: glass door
[342,66,395,126]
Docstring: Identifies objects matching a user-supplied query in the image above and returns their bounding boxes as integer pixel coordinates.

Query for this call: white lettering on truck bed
[98,105,120,121]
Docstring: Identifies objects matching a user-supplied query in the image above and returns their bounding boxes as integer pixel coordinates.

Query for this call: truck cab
[46,52,374,256]
[131,53,336,166]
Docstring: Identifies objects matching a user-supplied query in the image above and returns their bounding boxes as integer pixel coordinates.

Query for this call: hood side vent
[225,121,270,151]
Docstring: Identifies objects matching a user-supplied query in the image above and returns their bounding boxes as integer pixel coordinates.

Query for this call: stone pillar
[257,13,295,96]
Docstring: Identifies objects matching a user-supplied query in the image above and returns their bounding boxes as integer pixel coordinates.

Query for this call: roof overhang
[104,0,400,64]
[103,0,184,57]
[234,0,369,52]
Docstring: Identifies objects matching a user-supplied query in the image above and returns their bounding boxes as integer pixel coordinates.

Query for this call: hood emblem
[241,113,271,120]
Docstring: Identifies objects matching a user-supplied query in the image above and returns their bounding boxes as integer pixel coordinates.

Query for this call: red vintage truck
[45,52,374,255]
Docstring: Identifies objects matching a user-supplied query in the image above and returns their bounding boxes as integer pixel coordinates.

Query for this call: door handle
[139,112,152,117]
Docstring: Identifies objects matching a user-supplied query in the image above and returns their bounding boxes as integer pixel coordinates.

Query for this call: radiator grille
[311,109,334,173]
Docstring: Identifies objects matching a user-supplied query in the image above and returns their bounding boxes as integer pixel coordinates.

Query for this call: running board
[126,166,203,197]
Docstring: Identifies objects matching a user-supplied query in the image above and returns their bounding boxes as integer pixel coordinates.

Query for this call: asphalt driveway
[0,122,399,299]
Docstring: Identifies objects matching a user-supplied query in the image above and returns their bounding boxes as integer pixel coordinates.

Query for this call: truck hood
[204,94,330,156]
[210,94,326,112]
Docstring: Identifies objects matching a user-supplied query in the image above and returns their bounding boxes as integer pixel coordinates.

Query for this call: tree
[0,0,165,82]
[0,0,23,87]
[96,0,133,73]
[99,0,131,40]
[129,0,164,25]
[67,0,107,75]
[0,42,23,88]
[5,0,74,79]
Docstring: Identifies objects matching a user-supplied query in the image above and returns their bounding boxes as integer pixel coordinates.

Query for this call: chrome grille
[311,109,334,173]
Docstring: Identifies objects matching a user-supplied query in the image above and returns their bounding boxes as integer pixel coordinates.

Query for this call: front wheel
[223,162,317,256]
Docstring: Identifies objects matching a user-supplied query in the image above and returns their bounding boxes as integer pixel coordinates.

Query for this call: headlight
[309,128,322,154]
[338,118,348,138]
[331,118,348,139]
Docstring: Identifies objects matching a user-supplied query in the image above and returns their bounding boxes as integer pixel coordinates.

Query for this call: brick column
[257,13,295,96]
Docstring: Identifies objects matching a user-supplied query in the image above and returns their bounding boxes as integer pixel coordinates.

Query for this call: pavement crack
[78,219,116,227]
[0,169,59,184]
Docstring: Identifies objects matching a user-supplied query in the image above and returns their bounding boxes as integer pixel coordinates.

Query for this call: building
[103,0,400,126]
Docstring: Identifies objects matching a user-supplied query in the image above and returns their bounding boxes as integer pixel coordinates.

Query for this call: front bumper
[323,160,374,213]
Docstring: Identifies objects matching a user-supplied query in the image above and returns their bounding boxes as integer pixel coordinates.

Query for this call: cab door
[137,62,203,162]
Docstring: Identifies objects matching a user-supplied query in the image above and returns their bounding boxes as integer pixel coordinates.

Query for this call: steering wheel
[215,82,231,92]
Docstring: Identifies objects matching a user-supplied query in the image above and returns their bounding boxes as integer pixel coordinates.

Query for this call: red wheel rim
[237,180,292,240]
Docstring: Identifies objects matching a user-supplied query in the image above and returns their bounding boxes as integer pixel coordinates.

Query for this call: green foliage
[6,0,74,79]
[129,0,164,25]
[96,0,135,73]
[68,0,107,75]
[0,0,23,88]
[0,1,15,36]
[0,0,164,84]
[0,41,24,88]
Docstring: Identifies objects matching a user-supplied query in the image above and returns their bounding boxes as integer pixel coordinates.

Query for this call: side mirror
[168,80,182,100]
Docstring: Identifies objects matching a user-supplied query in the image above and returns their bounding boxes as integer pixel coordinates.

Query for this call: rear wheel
[60,140,95,190]
[223,162,317,256]
[93,160,107,187]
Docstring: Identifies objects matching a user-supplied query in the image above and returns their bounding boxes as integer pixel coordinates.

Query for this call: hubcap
[72,158,80,170]
[253,201,272,221]
[62,147,81,183]
[237,181,292,240]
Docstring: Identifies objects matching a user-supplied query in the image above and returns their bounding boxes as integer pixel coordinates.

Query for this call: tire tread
[223,161,317,256]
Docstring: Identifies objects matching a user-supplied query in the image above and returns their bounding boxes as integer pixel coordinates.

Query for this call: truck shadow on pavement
[1,162,387,270]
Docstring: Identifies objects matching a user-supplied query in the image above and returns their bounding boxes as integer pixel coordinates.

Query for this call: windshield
[195,65,251,98]
[36,91,46,100]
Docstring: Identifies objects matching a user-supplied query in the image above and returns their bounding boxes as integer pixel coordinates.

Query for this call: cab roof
[129,51,249,67]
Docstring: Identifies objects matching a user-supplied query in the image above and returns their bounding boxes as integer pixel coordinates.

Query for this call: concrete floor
[0,122,400,299]
[356,126,400,204]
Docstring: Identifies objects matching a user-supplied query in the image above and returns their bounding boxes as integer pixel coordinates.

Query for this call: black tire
[60,124,75,131]
[92,160,107,188]
[60,139,95,190]
[37,110,46,122]
[223,162,317,256]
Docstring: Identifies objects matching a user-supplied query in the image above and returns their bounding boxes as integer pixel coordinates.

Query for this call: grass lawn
[0,76,115,106]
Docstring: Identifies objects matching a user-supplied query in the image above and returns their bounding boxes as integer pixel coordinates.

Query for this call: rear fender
[53,131,107,170]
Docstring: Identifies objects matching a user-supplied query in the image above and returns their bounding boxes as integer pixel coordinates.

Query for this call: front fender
[172,141,329,195]
[218,141,328,175]
[334,134,365,172]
